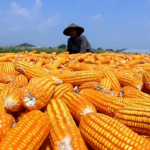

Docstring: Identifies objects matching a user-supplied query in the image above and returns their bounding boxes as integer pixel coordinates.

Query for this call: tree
[58,44,66,49]
[97,47,103,50]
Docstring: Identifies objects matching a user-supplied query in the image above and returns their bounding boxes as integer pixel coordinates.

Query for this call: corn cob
[0,83,5,92]
[133,72,143,80]
[132,54,144,59]
[103,70,121,96]
[68,62,94,71]
[20,77,56,110]
[15,109,30,122]
[57,70,104,85]
[0,56,8,62]
[61,92,97,122]
[141,135,150,142]
[0,110,50,150]
[114,106,150,136]
[2,62,18,76]
[35,60,44,67]
[4,88,23,112]
[47,69,70,77]
[53,83,73,98]
[40,136,53,150]
[0,71,13,83]
[94,54,111,64]
[13,74,28,87]
[143,71,150,90]
[78,81,102,91]
[77,53,88,62]
[51,59,61,69]
[126,59,145,66]
[14,61,63,84]
[0,113,15,142]
[121,86,150,100]
[0,101,5,113]
[47,98,88,150]
[132,63,150,71]
[14,61,49,78]
[80,89,127,117]
[119,75,144,90]
[0,83,18,103]
[100,77,112,93]
[79,112,150,150]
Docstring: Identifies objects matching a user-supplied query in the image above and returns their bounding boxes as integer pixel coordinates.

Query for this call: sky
[0,0,150,53]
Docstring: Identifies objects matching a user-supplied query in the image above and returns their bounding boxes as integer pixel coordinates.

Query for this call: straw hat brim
[63,23,84,36]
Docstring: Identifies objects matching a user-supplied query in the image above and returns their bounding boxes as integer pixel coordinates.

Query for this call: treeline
[0,43,128,54]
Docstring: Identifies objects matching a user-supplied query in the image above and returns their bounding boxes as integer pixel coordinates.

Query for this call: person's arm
[67,39,72,54]
[79,36,87,53]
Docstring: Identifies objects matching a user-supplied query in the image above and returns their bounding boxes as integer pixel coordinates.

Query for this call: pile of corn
[0,51,150,149]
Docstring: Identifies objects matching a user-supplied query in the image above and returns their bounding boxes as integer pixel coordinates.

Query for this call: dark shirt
[67,34,93,54]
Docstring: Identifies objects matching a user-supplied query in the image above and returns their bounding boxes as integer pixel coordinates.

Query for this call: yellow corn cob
[121,97,150,108]
[0,110,50,150]
[0,56,8,62]
[0,113,15,142]
[56,51,69,58]
[68,62,94,71]
[4,88,23,112]
[143,71,150,90]
[0,71,13,83]
[77,53,88,62]
[80,89,127,117]
[14,61,47,77]
[0,83,18,103]
[132,63,150,71]
[119,75,144,90]
[15,109,30,122]
[94,54,111,64]
[132,54,144,59]
[51,59,61,69]
[57,70,104,85]
[113,70,135,80]
[103,70,121,96]
[45,64,56,70]
[20,77,56,110]
[48,69,70,77]
[133,72,143,80]
[40,136,53,150]
[121,86,150,100]
[35,60,44,67]
[13,74,28,87]
[114,106,150,136]
[14,61,63,84]
[2,62,17,75]
[100,77,112,93]
[79,112,150,150]
[61,92,97,122]
[0,101,5,113]
[78,81,102,91]
[0,83,5,92]
[47,98,88,150]
[126,59,145,66]
[53,83,73,98]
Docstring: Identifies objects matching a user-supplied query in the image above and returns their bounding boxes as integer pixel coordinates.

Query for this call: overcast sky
[0,0,150,53]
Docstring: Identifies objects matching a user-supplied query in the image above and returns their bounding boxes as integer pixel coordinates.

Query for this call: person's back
[63,23,93,54]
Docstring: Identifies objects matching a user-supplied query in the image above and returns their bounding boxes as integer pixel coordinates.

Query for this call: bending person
[63,23,93,54]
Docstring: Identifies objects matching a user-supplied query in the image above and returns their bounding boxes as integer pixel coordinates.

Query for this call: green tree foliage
[58,44,66,49]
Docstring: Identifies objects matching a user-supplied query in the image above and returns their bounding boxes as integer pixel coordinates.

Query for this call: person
[63,23,93,54]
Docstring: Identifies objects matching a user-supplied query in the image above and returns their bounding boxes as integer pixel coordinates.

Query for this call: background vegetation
[0,43,144,54]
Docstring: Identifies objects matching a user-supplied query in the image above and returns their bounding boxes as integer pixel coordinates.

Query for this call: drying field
[0,51,149,149]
